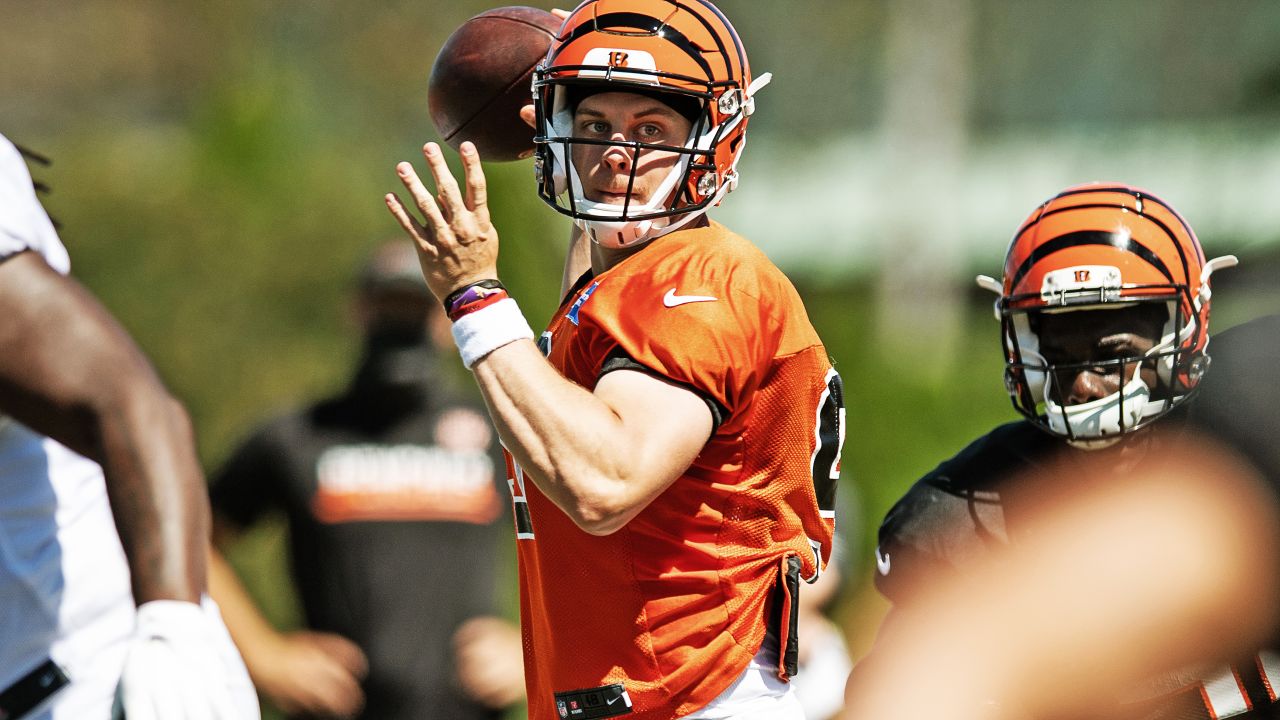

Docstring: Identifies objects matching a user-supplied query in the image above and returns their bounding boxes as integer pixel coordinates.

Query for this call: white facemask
[564,147,695,249]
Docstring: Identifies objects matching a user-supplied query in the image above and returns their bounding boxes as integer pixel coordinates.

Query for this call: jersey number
[505,332,554,539]
[506,453,536,540]
[810,368,845,517]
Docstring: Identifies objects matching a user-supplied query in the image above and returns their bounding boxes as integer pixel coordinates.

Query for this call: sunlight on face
[569,91,694,206]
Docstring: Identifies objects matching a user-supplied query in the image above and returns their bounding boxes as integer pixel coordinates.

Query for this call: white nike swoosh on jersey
[663,288,718,307]
[875,546,891,575]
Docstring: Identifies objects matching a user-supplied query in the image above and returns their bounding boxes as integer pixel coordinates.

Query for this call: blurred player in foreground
[208,242,522,720]
[842,437,1280,720]
[386,1,843,718]
[847,183,1280,719]
[0,132,258,719]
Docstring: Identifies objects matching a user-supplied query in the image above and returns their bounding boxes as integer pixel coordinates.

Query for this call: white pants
[0,426,258,720]
[681,647,807,719]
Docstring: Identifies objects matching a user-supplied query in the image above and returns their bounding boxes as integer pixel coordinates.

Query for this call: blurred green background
[5,1,1280,717]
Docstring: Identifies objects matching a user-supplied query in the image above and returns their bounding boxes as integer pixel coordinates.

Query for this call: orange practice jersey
[504,222,844,720]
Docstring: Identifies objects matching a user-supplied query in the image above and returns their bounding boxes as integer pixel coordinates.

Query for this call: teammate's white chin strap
[1042,361,1160,451]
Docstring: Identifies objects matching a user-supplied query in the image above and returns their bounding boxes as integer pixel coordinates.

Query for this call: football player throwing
[387,2,844,718]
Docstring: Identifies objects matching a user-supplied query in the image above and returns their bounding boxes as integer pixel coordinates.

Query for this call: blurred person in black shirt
[208,242,522,720]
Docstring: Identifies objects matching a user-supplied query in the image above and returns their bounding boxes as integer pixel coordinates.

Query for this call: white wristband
[452,297,535,368]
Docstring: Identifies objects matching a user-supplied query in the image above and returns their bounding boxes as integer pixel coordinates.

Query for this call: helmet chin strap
[572,152,704,249]
[576,197,714,247]
[1043,362,1152,451]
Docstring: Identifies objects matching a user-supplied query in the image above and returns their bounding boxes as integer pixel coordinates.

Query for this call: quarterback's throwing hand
[113,600,258,719]
[385,141,500,303]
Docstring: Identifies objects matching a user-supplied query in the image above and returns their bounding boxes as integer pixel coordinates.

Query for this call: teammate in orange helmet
[985,183,1229,448]
[386,2,842,718]
[848,183,1280,720]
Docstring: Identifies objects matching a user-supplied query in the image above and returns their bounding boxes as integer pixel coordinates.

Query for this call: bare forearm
[208,546,278,674]
[0,254,207,603]
[98,388,208,603]
[386,144,709,534]
[472,340,635,528]
[471,337,712,533]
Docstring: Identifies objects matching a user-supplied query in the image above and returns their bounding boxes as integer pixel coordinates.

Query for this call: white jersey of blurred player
[0,134,252,719]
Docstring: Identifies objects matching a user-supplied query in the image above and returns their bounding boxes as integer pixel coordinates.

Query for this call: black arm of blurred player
[842,438,1280,720]
[0,250,207,604]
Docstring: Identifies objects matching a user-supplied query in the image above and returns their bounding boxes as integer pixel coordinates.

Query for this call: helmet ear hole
[1187,353,1211,383]
[697,172,718,197]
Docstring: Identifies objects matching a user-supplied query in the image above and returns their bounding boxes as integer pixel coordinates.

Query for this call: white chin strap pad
[578,217,656,248]
[1043,372,1151,447]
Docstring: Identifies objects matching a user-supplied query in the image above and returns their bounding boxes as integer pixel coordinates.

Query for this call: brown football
[427,6,562,162]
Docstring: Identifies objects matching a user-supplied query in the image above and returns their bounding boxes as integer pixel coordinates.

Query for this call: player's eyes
[1097,343,1142,364]
[579,120,609,135]
[1042,340,1139,367]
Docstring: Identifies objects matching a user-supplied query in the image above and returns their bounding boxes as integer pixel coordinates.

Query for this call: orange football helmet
[978,183,1237,447]
[532,0,768,248]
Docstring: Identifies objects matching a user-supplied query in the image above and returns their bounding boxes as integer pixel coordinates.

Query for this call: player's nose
[1066,368,1113,405]
[602,144,632,172]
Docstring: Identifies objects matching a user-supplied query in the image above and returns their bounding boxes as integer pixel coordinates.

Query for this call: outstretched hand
[385,141,500,303]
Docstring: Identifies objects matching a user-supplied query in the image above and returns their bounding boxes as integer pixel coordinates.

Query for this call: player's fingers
[396,161,454,241]
[148,676,186,720]
[384,193,440,259]
[204,670,239,720]
[207,690,238,720]
[327,678,366,718]
[551,8,570,18]
[304,662,365,717]
[125,695,159,720]
[460,142,490,220]
[308,632,370,678]
[121,682,159,720]
[383,189,422,236]
[395,161,447,231]
[421,143,467,222]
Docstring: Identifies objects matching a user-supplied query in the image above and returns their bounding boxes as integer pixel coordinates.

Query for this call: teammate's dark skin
[1035,304,1166,405]
[0,250,208,604]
